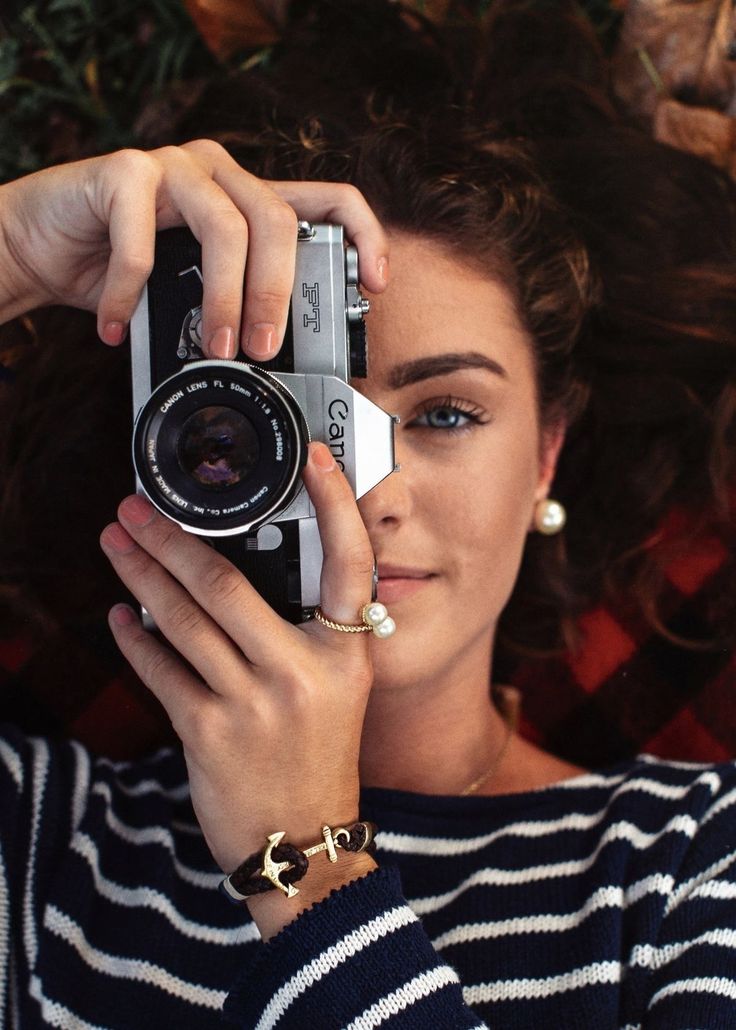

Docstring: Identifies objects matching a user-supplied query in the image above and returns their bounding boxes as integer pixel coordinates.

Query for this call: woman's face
[356,233,562,691]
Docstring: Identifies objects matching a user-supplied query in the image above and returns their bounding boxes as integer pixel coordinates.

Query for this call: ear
[533,421,566,504]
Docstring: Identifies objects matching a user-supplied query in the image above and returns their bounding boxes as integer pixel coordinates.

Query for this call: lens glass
[177,405,260,490]
[134,362,306,534]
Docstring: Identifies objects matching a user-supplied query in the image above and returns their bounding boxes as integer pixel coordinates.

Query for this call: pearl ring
[313,602,396,638]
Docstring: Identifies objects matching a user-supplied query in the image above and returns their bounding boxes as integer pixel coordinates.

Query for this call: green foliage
[0,0,215,181]
[0,0,618,184]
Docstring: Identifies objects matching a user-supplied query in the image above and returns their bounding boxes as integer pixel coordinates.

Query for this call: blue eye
[421,406,471,429]
[409,396,489,434]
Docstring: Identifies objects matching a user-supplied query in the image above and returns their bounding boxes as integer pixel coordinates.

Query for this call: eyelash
[408,395,491,435]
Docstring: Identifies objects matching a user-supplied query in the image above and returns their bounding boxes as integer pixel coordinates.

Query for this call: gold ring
[313,602,396,639]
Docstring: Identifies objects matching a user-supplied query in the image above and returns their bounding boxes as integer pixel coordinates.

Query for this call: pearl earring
[534,498,567,535]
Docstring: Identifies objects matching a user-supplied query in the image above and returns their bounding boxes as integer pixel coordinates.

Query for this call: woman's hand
[0,140,389,357]
[100,441,379,938]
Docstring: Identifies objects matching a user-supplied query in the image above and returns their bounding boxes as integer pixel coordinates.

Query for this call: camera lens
[177,405,260,490]
[132,361,308,536]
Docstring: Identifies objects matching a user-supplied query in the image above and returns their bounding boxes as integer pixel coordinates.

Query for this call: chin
[368,618,443,692]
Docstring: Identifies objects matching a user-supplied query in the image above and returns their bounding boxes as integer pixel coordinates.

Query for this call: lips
[376,564,435,604]
[377,565,432,580]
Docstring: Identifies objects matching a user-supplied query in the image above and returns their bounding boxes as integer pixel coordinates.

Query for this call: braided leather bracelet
[220,821,377,902]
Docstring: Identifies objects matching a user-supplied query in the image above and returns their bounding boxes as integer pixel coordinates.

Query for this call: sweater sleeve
[0,725,90,1025]
[222,863,488,1029]
[638,765,736,1029]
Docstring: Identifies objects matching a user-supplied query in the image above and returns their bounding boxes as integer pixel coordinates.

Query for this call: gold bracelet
[220,820,377,902]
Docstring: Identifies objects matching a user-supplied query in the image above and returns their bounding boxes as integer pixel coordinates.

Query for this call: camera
[130,223,397,623]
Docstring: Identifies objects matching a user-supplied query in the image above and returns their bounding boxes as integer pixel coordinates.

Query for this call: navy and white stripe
[1,723,735,1028]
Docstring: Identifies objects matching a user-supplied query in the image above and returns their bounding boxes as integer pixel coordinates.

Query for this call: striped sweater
[1,724,735,1029]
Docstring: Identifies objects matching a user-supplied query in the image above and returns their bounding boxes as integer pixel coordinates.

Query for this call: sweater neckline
[359,756,642,817]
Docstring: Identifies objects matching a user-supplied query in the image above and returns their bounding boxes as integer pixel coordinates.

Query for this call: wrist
[246,850,378,942]
[220,820,378,942]
[0,183,49,323]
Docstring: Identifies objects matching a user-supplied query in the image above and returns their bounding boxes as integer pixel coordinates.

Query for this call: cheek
[445,437,540,605]
[368,436,540,689]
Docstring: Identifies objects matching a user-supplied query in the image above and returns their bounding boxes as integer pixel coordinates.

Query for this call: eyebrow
[386,351,508,390]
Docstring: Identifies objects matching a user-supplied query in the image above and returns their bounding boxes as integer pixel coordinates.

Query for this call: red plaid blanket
[1,524,732,764]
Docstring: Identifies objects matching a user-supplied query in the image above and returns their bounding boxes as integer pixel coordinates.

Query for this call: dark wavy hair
[1,0,735,696]
[175,0,736,655]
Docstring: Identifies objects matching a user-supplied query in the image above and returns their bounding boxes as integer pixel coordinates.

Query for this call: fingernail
[101,523,136,554]
[102,321,125,346]
[110,604,136,627]
[209,326,236,360]
[246,323,277,359]
[377,257,389,284]
[310,442,336,471]
[119,494,155,527]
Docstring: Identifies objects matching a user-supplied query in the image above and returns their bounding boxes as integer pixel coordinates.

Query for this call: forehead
[362,233,536,385]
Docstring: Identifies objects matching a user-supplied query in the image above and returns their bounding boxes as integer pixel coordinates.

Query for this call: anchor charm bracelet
[219,820,377,903]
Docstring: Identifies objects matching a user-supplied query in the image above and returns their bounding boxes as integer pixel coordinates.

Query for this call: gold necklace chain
[457,688,520,799]
[460,706,516,797]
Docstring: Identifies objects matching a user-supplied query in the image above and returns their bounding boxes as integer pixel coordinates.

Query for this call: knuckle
[202,289,242,322]
[141,646,178,686]
[265,199,298,237]
[117,250,154,282]
[341,541,376,579]
[165,597,203,636]
[110,148,160,182]
[210,208,249,245]
[179,695,221,748]
[182,138,228,162]
[284,670,312,704]
[123,546,153,580]
[155,520,184,562]
[323,649,372,692]
[334,182,367,209]
[249,285,291,312]
[201,560,243,605]
[154,143,191,167]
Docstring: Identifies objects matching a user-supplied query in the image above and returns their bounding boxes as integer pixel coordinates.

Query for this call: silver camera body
[130,222,396,622]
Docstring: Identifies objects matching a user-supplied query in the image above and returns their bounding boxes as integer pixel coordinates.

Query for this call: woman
[1,2,735,1027]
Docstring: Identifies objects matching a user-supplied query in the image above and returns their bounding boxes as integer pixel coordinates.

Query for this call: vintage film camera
[130,223,397,623]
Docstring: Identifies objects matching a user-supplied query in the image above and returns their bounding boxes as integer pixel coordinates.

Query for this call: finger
[270,181,390,294]
[106,602,212,736]
[181,140,298,359]
[158,146,253,358]
[109,494,292,668]
[94,150,161,345]
[100,520,252,694]
[237,198,297,360]
[301,442,377,645]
